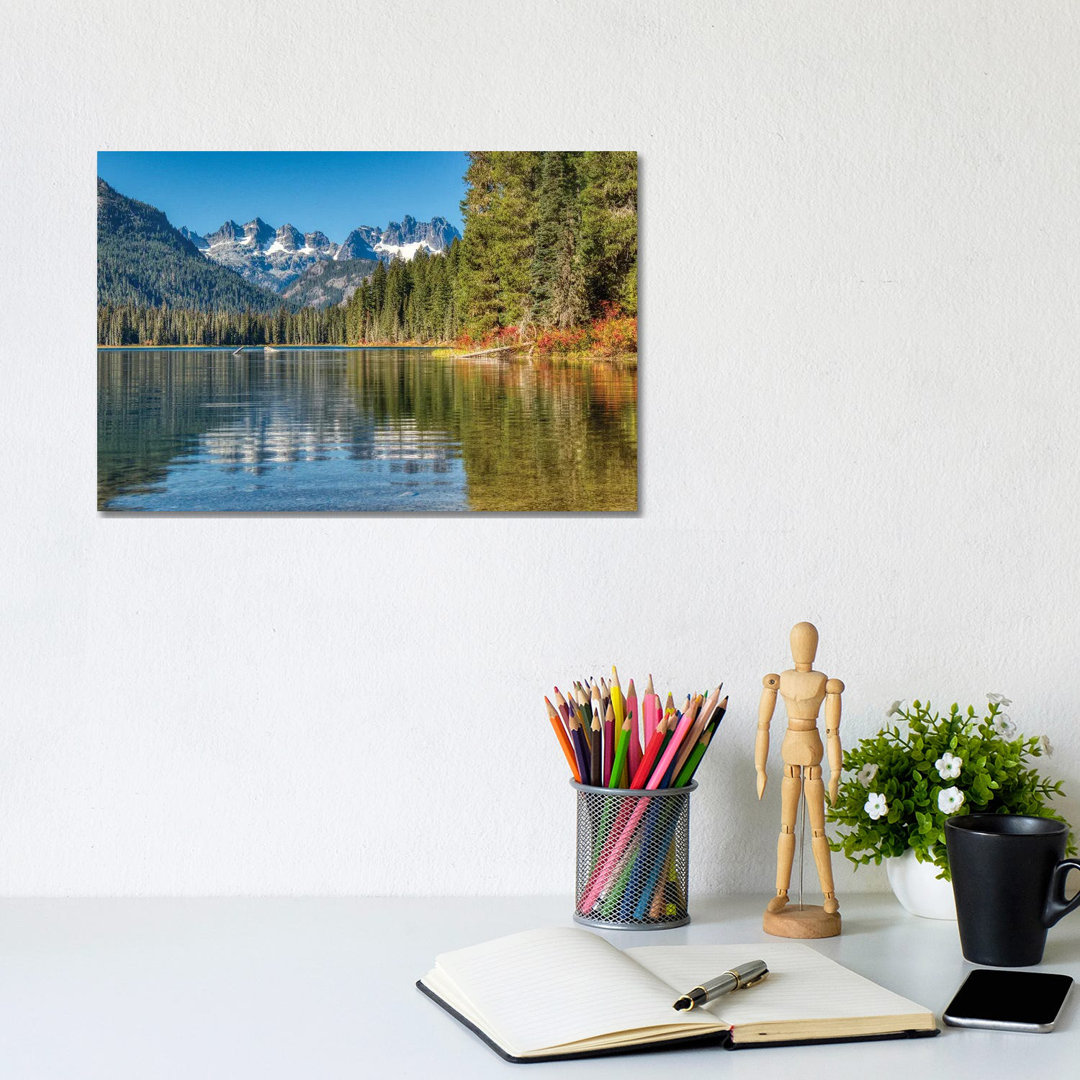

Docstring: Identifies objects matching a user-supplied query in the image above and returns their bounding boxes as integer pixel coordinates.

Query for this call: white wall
[2,1,1079,897]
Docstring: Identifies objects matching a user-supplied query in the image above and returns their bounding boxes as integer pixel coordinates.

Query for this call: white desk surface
[0,893,1076,1078]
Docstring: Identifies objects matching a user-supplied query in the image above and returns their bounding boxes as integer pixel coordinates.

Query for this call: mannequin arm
[824,678,844,804]
[756,674,779,799]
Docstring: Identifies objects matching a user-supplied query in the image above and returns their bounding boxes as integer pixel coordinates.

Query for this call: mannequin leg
[805,766,839,914]
[767,764,802,913]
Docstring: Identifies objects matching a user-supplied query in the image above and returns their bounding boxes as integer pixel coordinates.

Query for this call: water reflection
[98,349,637,512]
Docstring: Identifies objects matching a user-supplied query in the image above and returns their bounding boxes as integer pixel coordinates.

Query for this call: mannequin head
[790,621,819,670]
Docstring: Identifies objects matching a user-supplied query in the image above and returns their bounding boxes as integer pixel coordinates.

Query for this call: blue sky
[97,152,469,240]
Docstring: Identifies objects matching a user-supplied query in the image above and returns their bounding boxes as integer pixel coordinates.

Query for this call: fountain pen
[672,959,769,1011]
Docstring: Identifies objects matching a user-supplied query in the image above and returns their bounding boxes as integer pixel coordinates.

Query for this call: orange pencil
[545,696,580,782]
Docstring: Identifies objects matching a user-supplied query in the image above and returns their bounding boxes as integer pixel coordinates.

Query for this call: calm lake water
[97,348,637,512]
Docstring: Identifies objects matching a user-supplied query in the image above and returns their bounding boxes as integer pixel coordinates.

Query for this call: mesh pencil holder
[571,781,697,930]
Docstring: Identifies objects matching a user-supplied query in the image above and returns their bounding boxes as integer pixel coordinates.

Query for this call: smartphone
[943,969,1074,1033]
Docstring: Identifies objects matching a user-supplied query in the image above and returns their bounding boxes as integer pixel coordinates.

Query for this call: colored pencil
[545,696,580,782]
[630,704,667,788]
[567,705,591,782]
[576,683,593,744]
[609,667,625,732]
[602,702,615,785]
[590,681,604,775]
[589,711,603,786]
[608,700,634,790]
[625,679,641,782]
[569,695,590,769]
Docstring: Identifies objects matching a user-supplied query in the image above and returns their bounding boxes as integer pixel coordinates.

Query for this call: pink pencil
[579,709,698,911]
[626,679,641,782]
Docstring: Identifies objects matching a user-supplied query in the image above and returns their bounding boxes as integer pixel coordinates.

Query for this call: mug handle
[1043,859,1080,928]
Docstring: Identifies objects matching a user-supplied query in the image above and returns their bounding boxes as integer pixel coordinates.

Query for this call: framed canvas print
[97,151,637,512]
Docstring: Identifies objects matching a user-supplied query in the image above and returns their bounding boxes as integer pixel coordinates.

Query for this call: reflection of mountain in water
[198,414,458,477]
[98,349,637,511]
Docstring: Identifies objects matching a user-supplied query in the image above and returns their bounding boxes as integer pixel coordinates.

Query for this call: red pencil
[630,705,667,788]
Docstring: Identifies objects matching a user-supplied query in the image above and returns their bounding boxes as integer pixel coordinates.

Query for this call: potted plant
[827,695,1072,919]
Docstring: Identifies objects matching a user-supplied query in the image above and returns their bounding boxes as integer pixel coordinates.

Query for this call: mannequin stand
[763,904,841,939]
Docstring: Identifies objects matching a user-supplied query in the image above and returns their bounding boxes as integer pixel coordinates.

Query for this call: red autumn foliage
[458,304,637,358]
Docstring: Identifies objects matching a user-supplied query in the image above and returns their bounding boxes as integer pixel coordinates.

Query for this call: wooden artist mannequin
[755,622,843,938]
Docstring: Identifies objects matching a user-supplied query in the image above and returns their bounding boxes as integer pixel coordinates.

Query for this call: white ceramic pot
[885,849,957,920]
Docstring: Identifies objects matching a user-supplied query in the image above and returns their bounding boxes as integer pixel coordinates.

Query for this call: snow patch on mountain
[374,240,435,261]
[181,214,461,295]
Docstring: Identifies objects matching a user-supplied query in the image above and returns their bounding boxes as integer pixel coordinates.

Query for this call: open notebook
[418,927,937,1062]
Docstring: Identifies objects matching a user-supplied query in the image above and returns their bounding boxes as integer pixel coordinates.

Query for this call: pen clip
[739,968,769,989]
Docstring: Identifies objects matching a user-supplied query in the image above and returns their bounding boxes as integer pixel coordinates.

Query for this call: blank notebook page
[626,943,930,1024]
[431,927,715,1053]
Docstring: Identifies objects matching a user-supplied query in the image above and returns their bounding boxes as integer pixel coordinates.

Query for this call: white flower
[987,692,1013,707]
[857,763,879,785]
[885,700,905,718]
[935,751,962,780]
[938,786,965,814]
[1041,734,1054,757]
[864,792,889,820]
[993,713,1017,737]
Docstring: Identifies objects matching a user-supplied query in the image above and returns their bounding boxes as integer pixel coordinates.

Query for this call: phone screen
[944,970,1073,1032]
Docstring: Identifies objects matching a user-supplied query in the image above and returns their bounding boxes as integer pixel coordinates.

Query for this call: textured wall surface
[2,1,1079,896]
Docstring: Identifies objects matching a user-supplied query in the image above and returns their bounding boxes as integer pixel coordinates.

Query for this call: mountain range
[98,176,461,313]
[179,214,460,293]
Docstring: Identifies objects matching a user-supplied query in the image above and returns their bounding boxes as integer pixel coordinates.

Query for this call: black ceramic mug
[946,814,1080,966]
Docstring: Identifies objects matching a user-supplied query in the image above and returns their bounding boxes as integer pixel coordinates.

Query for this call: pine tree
[579,151,638,317]
[490,151,541,331]
[456,152,503,337]
[530,152,586,329]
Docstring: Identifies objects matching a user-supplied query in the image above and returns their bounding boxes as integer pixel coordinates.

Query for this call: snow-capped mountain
[372,215,460,262]
[336,225,382,261]
[180,215,461,293]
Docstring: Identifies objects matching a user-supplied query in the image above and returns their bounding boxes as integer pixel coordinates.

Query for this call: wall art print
[97,151,637,512]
